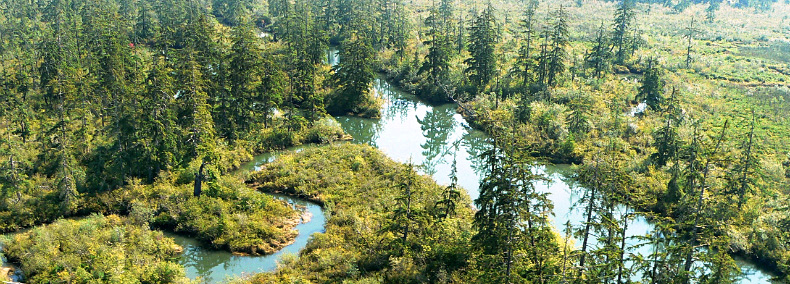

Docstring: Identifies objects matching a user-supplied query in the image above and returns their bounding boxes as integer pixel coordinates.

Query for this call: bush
[247,144,477,283]
[2,214,190,284]
[92,175,299,255]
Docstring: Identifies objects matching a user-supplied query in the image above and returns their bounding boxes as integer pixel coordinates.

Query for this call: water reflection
[335,76,778,282]
[417,107,457,175]
[461,132,492,183]
[377,79,418,123]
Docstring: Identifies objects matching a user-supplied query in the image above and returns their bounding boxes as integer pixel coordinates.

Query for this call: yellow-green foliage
[248,117,348,153]
[2,214,190,284]
[90,174,299,255]
[246,144,480,283]
[381,0,790,278]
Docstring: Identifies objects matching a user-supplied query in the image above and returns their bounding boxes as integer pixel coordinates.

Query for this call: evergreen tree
[137,55,178,181]
[421,5,453,86]
[683,17,700,69]
[389,162,427,254]
[513,0,539,91]
[134,2,159,44]
[436,148,461,220]
[705,1,720,23]
[611,0,636,65]
[651,88,682,167]
[328,34,375,115]
[545,5,569,88]
[217,23,264,141]
[586,22,612,78]
[568,94,592,135]
[473,133,557,282]
[176,47,217,163]
[682,120,729,281]
[575,145,633,282]
[285,0,326,121]
[464,3,499,96]
[391,0,410,60]
[637,58,664,111]
[727,111,758,210]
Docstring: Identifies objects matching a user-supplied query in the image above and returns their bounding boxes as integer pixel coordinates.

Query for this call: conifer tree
[586,22,612,78]
[651,88,682,166]
[473,130,557,282]
[220,23,263,141]
[705,1,720,23]
[683,17,700,69]
[328,34,375,115]
[176,47,217,163]
[568,94,592,135]
[138,55,178,181]
[729,111,758,210]
[637,58,664,111]
[436,148,461,220]
[545,5,569,88]
[612,0,636,65]
[389,162,426,254]
[513,0,538,90]
[682,120,729,281]
[421,5,453,85]
[464,3,499,96]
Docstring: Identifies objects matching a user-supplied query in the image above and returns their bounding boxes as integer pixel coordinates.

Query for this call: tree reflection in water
[417,107,457,175]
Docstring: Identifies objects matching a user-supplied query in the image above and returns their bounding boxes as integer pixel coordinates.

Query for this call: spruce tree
[651,88,682,166]
[683,17,700,69]
[513,0,538,90]
[546,5,569,88]
[637,58,664,111]
[612,0,636,65]
[328,34,375,115]
[464,3,499,96]
[421,5,453,86]
[586,22,612,78]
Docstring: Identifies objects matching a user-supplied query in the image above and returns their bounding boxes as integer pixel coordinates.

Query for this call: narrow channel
[170,49,778,283]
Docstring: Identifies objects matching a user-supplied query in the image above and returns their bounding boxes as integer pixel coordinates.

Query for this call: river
[169,50,778,283]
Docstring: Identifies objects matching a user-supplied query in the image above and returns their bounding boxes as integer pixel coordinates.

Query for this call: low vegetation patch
[2,214,189,284]
[90,173,300,256]
[245,144,488,283]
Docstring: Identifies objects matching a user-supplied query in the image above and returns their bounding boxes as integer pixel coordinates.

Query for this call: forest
[0,0,788,283]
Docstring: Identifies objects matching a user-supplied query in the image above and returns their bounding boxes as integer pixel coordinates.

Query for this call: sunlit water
[169,49,778,283]
[170,191,325,283]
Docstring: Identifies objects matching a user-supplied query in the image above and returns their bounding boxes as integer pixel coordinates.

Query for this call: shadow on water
[171,48,780,283]
[335,74,780,283]
[169,148,326,284]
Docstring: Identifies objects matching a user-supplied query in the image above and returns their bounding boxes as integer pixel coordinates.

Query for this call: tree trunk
[683,120,728,281]
[194,161,207,197]
[738,111,755,209]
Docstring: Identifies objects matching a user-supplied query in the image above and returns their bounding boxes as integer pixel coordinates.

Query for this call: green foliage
[328,35,379,117]
[637,58,665,111]
[0,0,350,235]
[92,174,299,255]
[586,23,612,78]
[544,5,570,88]
[472,138,561,283]
[612,0,636,65]
[2,214,189,284]
[783,155,790,179]
[248,144,476,283]
[420,6,453,87]
[464,3,499,96]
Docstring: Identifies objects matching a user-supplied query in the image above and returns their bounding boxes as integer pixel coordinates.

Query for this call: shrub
[2,214,189,284]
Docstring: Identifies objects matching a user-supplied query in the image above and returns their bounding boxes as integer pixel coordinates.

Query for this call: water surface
[171,49,778,283]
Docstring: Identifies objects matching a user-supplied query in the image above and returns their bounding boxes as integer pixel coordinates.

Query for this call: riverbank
[245,144,485,283]
[367,68,783,281]
[1,214,189,283]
